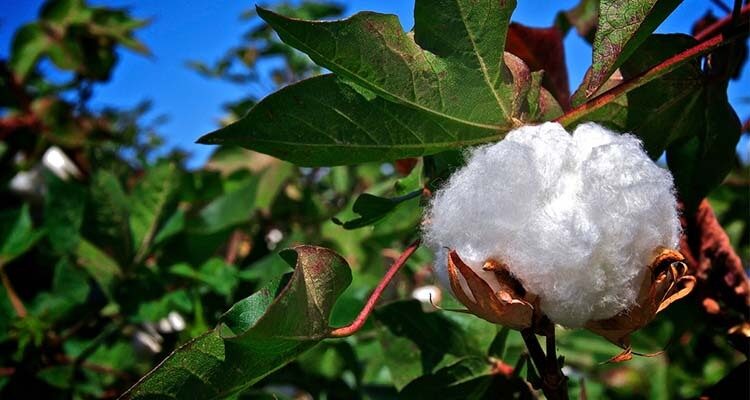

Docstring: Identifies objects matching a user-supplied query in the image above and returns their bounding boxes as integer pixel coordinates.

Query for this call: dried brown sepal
[728,322,750,337]
[446,250,534,330]
[586,247,696,351]
[604,347,634,363]
[603,346,666,364]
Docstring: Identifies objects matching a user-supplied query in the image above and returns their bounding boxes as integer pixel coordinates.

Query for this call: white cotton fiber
[425,122,680,328]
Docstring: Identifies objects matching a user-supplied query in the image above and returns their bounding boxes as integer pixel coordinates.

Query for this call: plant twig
[521,327,569,400]
[1,267,27,318]
[557,5,749,127]
[328,239,420,338]
[710,0,732,14]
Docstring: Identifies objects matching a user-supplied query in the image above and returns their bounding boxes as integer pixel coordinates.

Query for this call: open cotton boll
[425,122,680,328]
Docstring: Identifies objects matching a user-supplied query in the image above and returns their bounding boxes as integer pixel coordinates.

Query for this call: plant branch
[328,239,420,338]
[557,5,749,127]
[522,328,569,400]
[1,266,27,318]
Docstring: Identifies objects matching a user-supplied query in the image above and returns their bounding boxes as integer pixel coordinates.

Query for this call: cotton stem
[522,326,569,400]
[0,266,27,318]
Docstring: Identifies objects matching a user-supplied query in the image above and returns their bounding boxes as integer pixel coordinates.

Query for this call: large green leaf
[573,0,682,103]
[199,1,562,166]
[123,246,352,399]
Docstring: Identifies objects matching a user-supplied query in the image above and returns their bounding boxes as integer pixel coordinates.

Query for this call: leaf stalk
[557,5,749,127]
[328,239,420,338]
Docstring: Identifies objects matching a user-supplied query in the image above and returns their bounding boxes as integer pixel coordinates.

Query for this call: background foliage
[0,0,748,399]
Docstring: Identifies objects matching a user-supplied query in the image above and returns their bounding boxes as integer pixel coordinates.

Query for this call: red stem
[695,4,750,41]
[329,239,420,338]
[557,32,733,127]
[1,268,27,318]
[557,4,749,127]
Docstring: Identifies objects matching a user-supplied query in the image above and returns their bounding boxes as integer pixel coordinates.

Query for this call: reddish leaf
[506,23,571,110]
[680,199,750,350]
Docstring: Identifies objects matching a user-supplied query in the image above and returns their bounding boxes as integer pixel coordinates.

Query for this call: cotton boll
[425,122,680,328]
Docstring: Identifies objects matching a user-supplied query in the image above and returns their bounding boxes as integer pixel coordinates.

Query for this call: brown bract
[585,247,696,361]
[447,247,696,363]
[446,250,537,330]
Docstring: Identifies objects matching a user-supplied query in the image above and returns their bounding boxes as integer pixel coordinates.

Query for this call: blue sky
[1,1,747,167]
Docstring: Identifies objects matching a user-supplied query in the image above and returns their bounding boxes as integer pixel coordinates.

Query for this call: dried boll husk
[447,250,536,330]
[585,247,695,361]
[445,247,694,360]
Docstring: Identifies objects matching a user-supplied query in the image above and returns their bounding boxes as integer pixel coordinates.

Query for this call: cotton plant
[424,122,695,357]
[117,0,749,396]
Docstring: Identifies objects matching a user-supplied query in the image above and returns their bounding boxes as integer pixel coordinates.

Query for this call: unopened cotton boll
[425,122,680,328]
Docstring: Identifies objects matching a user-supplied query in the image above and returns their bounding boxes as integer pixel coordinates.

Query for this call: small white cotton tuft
[424,122,680,328]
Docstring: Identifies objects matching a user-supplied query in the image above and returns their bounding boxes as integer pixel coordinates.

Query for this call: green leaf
[255,162,295,212]
[572,34,705,157]
[9,23,50,80]
[617,34,706,157]
[37,365,74,389]
[0,204,44,266]
[333,190,422,230]
[153,209,186,246]
[334,160,424,229]
[75,239,122,298]
[30,258,90,321]
[399,357,533,399]
[236,241,299,288]
[169,258,239,297]
[123,246,352,399]
[220,275,284,335]
[130,163,179,262]
[574,0,682,103]
[199,2,562,166]
[0,284,16,341]
[44,174,86,255]
[667,86,741,212]
[260,1,520,126]
[487,327,511,359]
[85,170,132,263]
[134,290,192,323]
[374,300,485,389]
[556,0,598,39]
[187,176,259,234]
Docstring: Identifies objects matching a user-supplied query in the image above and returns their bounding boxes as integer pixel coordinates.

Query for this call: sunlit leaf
[199,1,562,166]
[123,246,351,399]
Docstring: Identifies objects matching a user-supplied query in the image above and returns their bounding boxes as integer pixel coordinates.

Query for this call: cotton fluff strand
[425,122,680,328]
